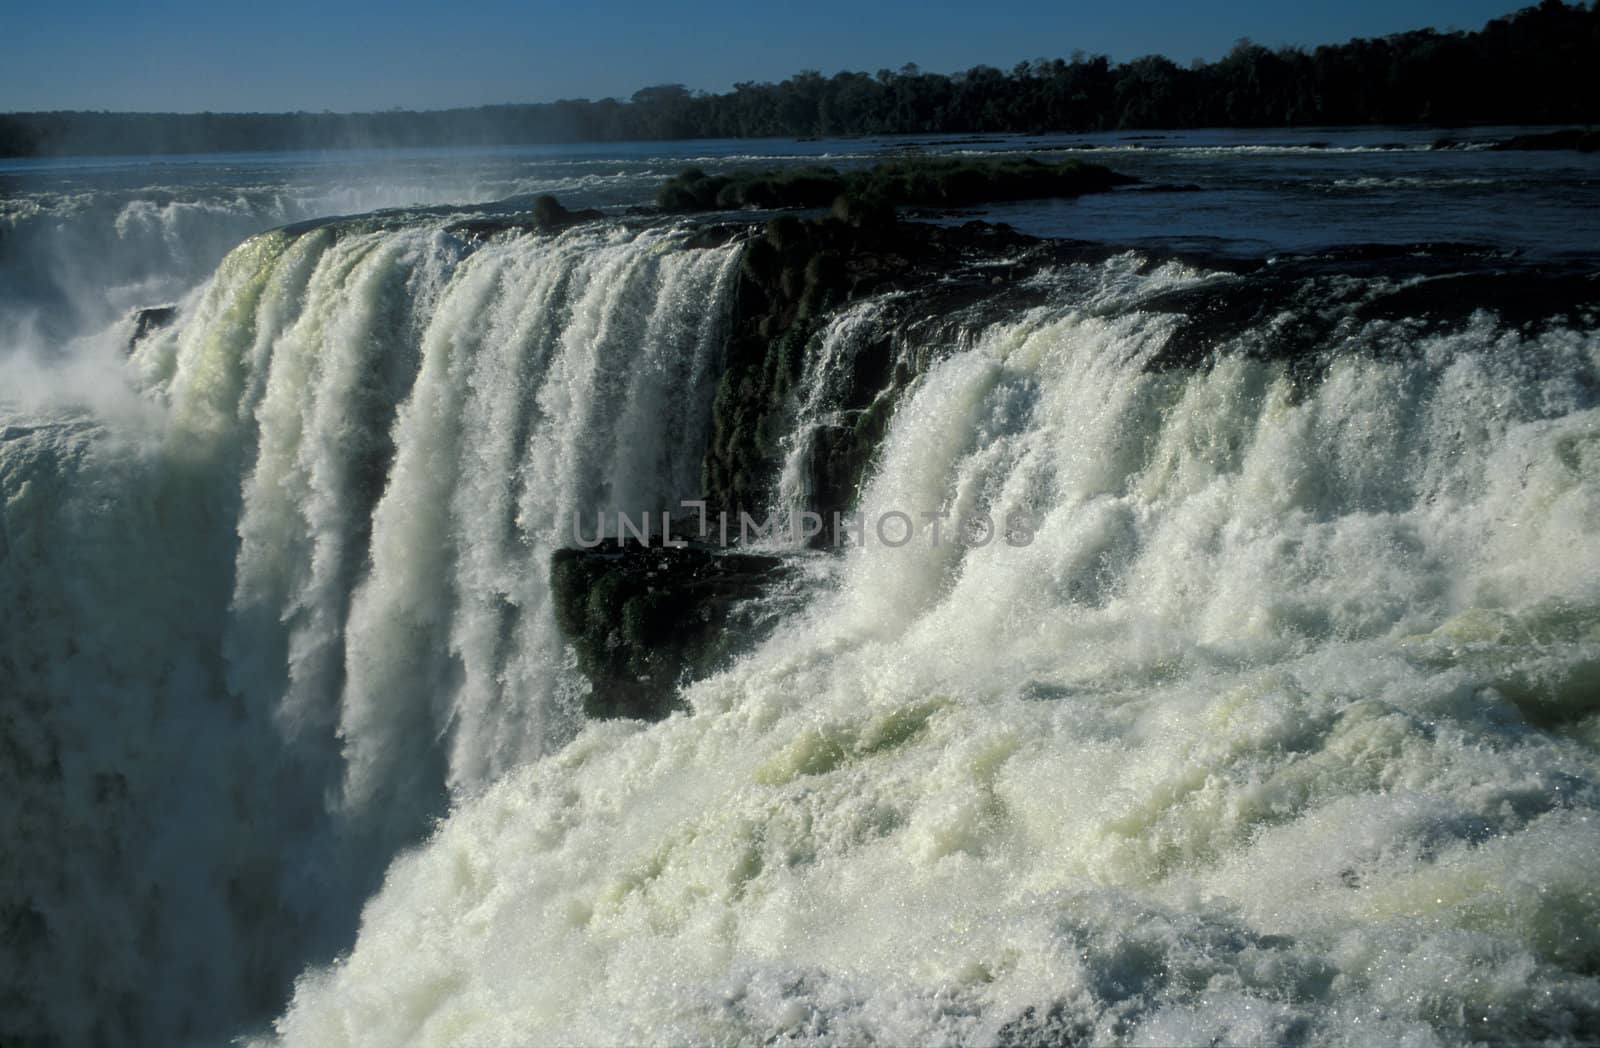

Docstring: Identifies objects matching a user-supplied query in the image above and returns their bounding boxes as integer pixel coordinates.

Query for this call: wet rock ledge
[550,540,794,721]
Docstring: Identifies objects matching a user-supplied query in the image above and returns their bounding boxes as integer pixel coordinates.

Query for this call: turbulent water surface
[2,130,1598,1046]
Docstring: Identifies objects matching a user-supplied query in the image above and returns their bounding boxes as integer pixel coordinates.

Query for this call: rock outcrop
[550,540,793,720]
[128,304,178,352]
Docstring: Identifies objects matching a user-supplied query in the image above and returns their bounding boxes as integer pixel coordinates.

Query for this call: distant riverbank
[4,0,1596,159]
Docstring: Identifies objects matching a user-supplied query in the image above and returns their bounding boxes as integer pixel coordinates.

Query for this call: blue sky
[3,0,1528,113]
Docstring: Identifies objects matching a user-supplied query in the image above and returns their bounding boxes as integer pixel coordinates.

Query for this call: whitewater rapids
[3,215,1598,1046]
[271,241,1599,1043]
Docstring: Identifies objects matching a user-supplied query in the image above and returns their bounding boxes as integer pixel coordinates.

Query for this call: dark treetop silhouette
[2,0,1596,158]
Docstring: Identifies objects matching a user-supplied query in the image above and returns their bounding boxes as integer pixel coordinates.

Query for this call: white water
[0,219,740,1044]
[0,169,636,351]
[3,214,1599,1045]
[774,295,906,518]
[260,261,1600,1045]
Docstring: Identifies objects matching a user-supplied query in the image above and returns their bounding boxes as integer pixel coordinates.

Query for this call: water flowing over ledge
[3,201,1599,1045]
[4,218,745,1044]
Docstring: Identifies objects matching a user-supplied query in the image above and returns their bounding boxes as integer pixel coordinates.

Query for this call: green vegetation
[656,157,1134,212]
[658,166,847,210]
[5,1,1597,157]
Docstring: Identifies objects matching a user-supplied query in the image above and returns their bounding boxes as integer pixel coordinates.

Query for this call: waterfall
[0,173,589,349]
[773,294,907,519]
[264,259,1600,1047]
[4,209,1599,1047]
[0,218,742,1045]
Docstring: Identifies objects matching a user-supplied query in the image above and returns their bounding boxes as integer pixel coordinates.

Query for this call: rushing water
[274,289,1600,1047]
[2,131,1598,1046]
[6,126,1596,349]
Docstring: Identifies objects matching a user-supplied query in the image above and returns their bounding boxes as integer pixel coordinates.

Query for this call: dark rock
[530,193,605,230]
[444,194,604,241]
[128,304,178,352]
[550,540,793,720]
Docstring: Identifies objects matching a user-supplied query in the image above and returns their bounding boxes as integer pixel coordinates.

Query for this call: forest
[2,0,1596,157]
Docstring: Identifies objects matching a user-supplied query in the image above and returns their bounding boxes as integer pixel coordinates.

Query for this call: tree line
[3,0,1596,158]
